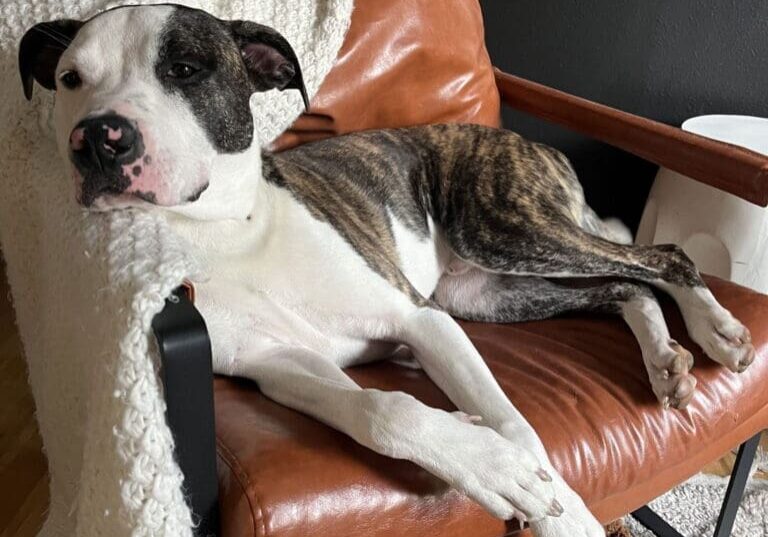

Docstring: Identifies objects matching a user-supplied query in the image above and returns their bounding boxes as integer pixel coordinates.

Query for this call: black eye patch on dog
[155,6,308,154]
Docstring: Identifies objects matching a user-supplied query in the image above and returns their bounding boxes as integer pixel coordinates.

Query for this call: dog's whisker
[32,26,72,49]
[36,22,76,44]
[43,25,74,42]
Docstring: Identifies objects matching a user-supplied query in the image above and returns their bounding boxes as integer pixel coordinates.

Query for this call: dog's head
[19,4,307,213]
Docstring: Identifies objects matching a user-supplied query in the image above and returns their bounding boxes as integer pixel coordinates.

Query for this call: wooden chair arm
[494,68,768,207]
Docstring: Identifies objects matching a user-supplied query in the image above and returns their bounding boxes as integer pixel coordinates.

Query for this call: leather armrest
[152,286,220,537]
[494,68,768,207]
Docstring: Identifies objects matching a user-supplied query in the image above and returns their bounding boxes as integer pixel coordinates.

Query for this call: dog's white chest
[176,186,446,371]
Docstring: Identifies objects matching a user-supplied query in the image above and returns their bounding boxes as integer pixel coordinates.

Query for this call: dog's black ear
[228,20,309,111]
[19,19,84,100]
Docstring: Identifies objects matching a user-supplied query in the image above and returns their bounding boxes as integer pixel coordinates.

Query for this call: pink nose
[69,127,86,151]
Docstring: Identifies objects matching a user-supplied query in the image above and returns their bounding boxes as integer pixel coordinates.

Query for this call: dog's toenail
[548,499,564,517]
[536,469,552,482]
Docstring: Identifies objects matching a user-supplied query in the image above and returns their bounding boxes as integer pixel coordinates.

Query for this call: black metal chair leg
[632,505,685,537]
[152,286,220,537]
[631,432,762,537]
[712,433,761,537]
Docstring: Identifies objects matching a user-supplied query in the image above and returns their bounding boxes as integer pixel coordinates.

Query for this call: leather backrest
[273,0,500,151]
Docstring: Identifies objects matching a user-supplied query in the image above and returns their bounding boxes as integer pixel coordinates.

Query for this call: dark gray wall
[481,0,768,231]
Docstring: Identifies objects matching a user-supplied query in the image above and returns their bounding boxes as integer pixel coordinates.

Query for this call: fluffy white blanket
[0,1,352,535]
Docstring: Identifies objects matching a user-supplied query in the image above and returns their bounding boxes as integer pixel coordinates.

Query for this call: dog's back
[264,124,599,299]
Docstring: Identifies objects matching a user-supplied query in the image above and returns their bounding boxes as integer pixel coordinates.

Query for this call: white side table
[636,115,768,293]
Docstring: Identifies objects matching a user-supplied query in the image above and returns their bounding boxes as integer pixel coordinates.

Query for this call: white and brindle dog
[20,5,756,536]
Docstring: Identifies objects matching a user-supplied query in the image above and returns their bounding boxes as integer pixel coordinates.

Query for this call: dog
[19,5,756,536]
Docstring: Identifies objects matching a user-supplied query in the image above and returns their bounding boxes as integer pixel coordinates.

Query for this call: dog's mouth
[77,171,133,208]
[81,190,152,211]
[75,172,210,210]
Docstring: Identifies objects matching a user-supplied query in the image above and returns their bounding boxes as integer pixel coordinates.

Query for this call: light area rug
[626,470,768,537]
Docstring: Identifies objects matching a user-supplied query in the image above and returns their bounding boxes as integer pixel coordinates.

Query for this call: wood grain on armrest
[495,69,768,207]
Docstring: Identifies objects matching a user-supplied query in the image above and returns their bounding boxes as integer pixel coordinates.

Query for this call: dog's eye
[166,62,200,79]
[59,70,82,90]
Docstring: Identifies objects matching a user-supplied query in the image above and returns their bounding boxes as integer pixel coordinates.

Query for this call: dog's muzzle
[69,113,145,206]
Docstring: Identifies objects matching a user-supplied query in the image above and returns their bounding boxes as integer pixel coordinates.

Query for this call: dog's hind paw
[691,311,755,373]
[656,373,697,410]
[712,323,755,373]
[646,340,697,409]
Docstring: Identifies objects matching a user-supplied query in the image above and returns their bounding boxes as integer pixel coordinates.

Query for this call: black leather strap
[152,286,219,537]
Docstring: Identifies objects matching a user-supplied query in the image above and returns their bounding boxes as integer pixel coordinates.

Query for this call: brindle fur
[264,123,704,320]
[156,7,308,153]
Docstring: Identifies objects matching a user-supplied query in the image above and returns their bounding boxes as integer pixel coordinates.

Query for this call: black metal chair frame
[631,434,761,537]
[152,287,762,537]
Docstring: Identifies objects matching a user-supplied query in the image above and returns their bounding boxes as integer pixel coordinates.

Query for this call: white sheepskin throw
[0,1,352,535]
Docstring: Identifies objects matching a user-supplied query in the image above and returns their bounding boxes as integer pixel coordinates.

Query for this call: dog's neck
[165,146,265,222]
[160,144,280,266]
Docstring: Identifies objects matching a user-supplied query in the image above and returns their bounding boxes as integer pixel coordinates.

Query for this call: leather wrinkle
[217,437,264,537]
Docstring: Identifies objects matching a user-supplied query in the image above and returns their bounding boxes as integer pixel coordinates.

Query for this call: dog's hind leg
[432,130,753,375]
[434,271,696,408]
[445,221,755,376]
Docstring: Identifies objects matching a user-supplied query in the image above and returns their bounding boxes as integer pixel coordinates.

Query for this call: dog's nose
[70,114,141,173]
[70,113,146,205]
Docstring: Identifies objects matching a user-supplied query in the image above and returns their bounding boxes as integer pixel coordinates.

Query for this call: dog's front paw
[492,422,602,535]
[444,423,560,522]
[529,511,605,537]
[528,474,604,537]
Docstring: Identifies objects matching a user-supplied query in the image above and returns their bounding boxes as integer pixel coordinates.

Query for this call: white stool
[636,115,768,293]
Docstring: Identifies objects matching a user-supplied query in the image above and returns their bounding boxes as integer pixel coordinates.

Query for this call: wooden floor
[0,264,48,537]
[704,437,768,480]
[0,261,764,536]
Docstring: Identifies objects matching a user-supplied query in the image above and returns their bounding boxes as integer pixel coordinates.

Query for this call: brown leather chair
[154,2,768,536]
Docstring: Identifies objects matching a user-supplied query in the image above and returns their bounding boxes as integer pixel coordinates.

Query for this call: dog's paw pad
[651,368,697,410]
[660,374,697,410]
[646,340,697,409]
[664,340,694,376]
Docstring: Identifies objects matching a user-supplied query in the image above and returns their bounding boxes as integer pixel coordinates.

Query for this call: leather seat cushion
[214,277,768,537]
[271,0,501,152]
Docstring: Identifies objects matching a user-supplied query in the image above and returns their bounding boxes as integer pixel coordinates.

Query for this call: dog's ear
[19,19,84,100]
[228,21,309,111]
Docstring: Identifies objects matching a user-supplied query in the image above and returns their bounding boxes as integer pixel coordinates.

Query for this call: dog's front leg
[232,346,562,524]
[402,307,605,537]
